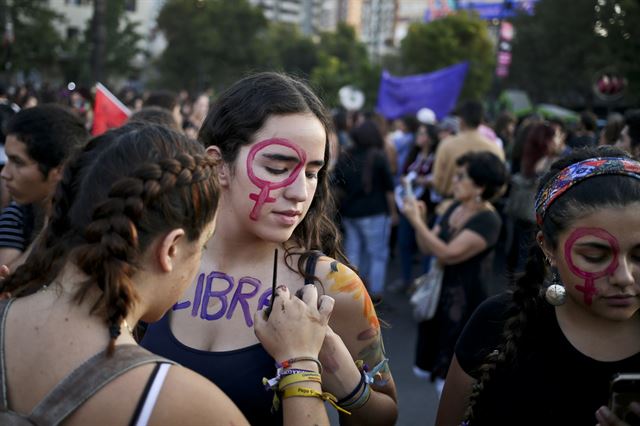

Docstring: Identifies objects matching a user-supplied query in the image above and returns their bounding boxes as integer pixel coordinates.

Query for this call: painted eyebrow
[261,153,325,167]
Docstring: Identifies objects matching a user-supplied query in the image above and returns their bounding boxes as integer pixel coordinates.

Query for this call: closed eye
[265,166,288,175]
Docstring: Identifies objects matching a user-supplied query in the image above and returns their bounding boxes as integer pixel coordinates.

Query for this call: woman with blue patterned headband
[438,146,640,425]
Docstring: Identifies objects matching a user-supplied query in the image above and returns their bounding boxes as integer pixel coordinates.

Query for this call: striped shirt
[0,202,27,251]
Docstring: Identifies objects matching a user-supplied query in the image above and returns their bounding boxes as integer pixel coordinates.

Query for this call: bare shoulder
[150,365,249,426]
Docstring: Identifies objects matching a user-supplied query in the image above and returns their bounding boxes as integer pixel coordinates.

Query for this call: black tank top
[141,253,321,426]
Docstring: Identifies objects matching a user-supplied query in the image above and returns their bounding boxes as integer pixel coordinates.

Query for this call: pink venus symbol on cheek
[564,228,619,306]
[246,138,307,221]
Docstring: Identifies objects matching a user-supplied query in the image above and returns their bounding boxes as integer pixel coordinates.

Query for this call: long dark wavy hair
[464,146,640,422]
[198,72,350,282]
[1,124,219,355]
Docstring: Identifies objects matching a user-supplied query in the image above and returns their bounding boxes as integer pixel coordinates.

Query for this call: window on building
[125,0,137,12]
[66,27,79,40]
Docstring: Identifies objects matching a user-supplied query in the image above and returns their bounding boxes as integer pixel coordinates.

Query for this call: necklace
[123,320,135,336]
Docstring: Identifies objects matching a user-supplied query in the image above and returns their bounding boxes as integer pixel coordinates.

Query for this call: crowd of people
[0,72,637,425]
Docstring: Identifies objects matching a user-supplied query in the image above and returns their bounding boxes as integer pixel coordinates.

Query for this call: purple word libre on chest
[172,271,272,327]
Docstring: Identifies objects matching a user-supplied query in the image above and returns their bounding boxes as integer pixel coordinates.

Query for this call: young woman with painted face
[141,72,398,425]
[437,146,640,425]
[0,124,335,425]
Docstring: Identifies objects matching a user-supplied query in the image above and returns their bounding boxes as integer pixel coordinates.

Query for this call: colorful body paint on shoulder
[246,138,307,220]
[564,227,619,305]
[327,261,380,329]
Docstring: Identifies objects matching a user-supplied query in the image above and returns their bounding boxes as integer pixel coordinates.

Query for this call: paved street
[328,236,510,425]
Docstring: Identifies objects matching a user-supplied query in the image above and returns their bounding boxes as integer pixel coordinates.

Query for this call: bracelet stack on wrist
[263,356,350,414]
[336,370,371,412]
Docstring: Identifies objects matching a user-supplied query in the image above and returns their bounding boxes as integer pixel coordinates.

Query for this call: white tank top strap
[132,362,172,426]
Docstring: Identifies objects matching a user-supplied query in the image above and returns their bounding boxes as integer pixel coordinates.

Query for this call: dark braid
[464,145,640,423]
[76,153,214,354]
[2,125,218,356]
[464,243,546,422]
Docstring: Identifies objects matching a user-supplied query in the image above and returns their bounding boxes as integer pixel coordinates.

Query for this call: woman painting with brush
[141,72,398,425]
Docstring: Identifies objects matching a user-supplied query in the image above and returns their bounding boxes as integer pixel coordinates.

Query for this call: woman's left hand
[402,196,427,225]
[596,403,640,426]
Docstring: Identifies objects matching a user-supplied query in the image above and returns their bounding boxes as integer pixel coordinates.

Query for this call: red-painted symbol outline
[246,138,307,221]
[564,227,619,305]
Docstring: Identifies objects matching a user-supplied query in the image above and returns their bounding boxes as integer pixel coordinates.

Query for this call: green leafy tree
[262,23,318,78]
[507,0,640,105]
[399,11,495,101]
[311,23,380,109]
[61,0,144,85]
[156,0,267,93]
[0,0,64,76]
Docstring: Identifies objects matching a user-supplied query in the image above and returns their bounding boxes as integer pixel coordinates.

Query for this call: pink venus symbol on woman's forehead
[564,227,619,306]
[246,138,307,221]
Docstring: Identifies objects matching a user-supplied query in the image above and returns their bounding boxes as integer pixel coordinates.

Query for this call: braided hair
[463,146,640,423]
[2,124,219,355]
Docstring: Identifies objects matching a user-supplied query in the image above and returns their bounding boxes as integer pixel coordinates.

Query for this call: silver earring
[545,269,566,306]
[475,194,482,203]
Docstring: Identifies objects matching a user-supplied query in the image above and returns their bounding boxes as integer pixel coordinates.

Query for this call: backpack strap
[0,298,14,411]
[304,252,322,285]
[29,344,175,426]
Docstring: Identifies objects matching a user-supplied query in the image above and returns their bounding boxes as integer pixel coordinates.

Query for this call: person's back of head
[579,111,597,133]
[456,100,484,130]
[0,104,16,143]
[2,123,219,353]
[520,122,555,177]
[145,90,178,111]
[624,109,640,150]
[350,120,385,151]
[6,104,89,176]
[129,106,180,131]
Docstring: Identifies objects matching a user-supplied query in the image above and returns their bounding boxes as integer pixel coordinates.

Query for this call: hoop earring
[545,268,566,306]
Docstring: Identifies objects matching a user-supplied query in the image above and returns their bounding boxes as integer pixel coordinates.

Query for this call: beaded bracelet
[281,386,351,415]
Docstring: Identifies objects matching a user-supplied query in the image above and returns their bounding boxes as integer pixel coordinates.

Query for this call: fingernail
[598,406,612,419]
[276,285,287,291]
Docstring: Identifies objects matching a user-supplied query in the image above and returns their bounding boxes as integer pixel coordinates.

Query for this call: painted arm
[318,259,398,426]
[436,355,475,426]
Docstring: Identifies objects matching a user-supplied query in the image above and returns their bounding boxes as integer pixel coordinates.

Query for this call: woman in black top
[439,146,640,425]
[402,151,507,394]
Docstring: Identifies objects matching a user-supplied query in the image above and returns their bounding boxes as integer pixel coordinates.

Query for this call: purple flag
[376,62,469,120]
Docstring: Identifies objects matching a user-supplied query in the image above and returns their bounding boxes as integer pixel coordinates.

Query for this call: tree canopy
[311,23,381,109]
[0,0,64,75]
[507,0,640,106]
[63,0,144,85]
[155,0,268,93]
[399,11,496,101]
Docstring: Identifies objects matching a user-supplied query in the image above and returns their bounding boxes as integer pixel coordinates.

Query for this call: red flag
[92,82,130,136]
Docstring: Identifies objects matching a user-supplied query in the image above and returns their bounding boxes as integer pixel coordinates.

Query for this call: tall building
[249,0,339,34]
[47,0,167,61]
[363,0,397,59]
